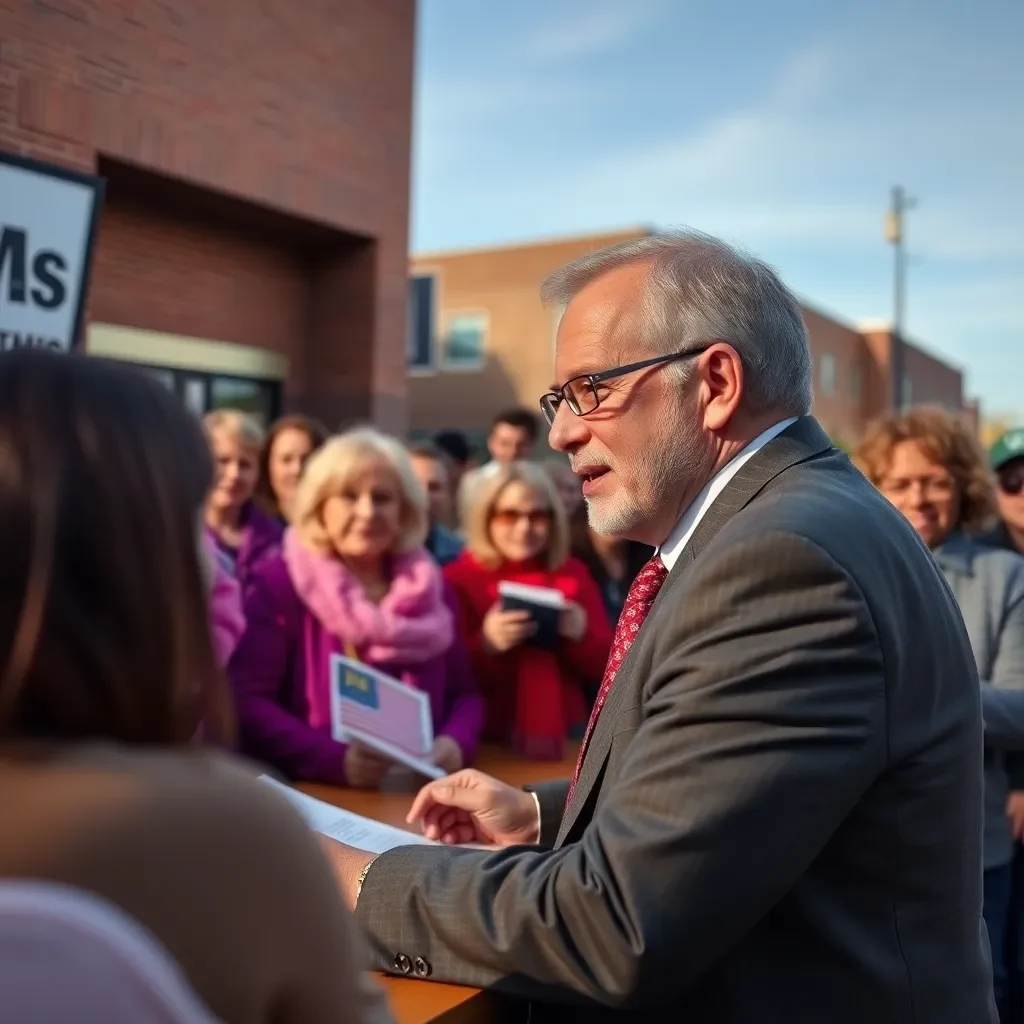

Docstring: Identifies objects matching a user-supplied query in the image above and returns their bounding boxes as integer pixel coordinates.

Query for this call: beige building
[409,229,974,450]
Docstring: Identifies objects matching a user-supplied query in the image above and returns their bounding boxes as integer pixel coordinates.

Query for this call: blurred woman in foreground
[854,406,1024,1021]
[0,350,391,1024]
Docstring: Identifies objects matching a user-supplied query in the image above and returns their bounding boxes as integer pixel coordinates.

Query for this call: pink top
[204,536,245,665]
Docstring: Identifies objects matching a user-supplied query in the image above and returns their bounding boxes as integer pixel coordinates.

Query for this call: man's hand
[1007,791,1024,841]
[406,769,540,846]
[431,736,464,775]
[345,742,392,789]
[318,836,375,909]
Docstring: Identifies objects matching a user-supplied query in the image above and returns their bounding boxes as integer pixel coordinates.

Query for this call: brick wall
[861,328,966,429]
[800,305,866,444]
[0,0,415,431]
[92,192,309,355]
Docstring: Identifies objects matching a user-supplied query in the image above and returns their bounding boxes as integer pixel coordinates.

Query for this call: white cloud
[523,0,668,63]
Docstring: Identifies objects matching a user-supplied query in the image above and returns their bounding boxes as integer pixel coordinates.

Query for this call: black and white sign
[0,152,104,353]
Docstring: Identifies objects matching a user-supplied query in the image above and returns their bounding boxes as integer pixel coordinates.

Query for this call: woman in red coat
[445,461,613,759]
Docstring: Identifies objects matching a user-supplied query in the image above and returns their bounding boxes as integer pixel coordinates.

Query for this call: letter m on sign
[0,227,27,304]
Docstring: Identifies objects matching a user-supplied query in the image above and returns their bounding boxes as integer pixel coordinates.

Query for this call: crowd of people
[1,228,1023,1022]
[200,402,639,780]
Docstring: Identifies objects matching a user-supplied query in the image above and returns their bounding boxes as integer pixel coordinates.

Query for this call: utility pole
[884,186,915,412]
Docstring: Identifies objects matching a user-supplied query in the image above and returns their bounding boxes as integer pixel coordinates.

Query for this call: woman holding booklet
[229,428,484,789]
[445,461,613,759]
[0,350,390,1024]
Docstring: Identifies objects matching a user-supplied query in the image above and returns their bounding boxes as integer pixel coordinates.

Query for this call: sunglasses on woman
[491,509,552,528]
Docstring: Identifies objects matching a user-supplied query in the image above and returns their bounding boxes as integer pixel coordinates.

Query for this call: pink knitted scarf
[283,528,453,666]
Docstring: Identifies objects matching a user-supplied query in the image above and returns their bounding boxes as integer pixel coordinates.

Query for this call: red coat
[444,551,613,758]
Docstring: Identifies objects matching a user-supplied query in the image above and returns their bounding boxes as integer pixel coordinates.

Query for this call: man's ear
[698,343,743,432]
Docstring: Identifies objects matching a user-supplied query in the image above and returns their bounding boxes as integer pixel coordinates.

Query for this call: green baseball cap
[989,428,1024,470]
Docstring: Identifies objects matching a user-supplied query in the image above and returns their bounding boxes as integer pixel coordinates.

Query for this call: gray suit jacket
[356,418,996,1023]
[936,533,1024,868]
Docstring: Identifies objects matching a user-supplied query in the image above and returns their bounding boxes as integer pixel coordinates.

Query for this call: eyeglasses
[490,509,552,528]
[999,469,1024,496]
[539,347,711,427]
[879,475,957,499]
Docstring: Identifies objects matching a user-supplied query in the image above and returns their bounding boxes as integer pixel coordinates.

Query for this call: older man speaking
[328,231,996,1023]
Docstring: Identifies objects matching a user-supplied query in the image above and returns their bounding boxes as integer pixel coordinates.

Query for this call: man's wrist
[354,855,377,906]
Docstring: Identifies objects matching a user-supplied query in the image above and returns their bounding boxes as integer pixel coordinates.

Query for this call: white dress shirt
[658,417,798,570]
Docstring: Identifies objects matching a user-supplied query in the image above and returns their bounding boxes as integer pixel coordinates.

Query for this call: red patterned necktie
[566,555,670,807]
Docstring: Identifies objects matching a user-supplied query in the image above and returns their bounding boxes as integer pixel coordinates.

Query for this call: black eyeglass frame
[539,346,712,426]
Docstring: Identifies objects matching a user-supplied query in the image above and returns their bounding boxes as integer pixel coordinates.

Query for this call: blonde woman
[203,410,282,590]
[228,428,483,788]
[444,461,612,759]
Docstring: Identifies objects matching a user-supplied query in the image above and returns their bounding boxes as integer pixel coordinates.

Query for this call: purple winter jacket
[227,554,485,786]
[205,501,283,596]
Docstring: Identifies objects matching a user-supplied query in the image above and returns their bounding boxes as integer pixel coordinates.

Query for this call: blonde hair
[852,406,997,533]
[203,409,264,453]
[291,427,428,554]
[465,461,570,570]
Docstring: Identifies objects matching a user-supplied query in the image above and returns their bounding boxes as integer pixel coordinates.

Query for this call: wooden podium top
[300,744,577,1024]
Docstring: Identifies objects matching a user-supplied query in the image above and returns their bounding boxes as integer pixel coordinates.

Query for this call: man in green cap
[982,428,1024,555]
[980,426,1024,1021]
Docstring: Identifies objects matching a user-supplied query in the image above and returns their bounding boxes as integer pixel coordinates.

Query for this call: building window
[209,375,276,427]
[408,274,436,370]
[136,364,280,427]
[442,311,487,369]
[902,376,913,408]
[819,352,837,397]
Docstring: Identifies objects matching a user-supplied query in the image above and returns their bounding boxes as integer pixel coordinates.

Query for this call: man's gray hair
[540,230,813,417]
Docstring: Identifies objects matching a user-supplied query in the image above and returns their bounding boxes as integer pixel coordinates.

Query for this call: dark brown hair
[0,349,232,745]
[853,405,997,533]
[255,414,329,519]
[491,407,540,443]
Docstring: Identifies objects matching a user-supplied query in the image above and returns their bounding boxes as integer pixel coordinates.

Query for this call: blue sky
[411,0,1023,420]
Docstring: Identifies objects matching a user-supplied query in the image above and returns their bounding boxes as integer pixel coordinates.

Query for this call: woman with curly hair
[854,406,1024,1020]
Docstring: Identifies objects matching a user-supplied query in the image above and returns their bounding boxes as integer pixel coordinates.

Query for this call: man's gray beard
[585,439,703,539]
[585,419,712,540]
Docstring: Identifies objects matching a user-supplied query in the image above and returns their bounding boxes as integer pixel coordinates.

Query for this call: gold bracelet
[355,858,376,903]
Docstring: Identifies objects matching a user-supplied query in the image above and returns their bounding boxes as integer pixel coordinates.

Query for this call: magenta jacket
[205,501,283,596]
[227,555,484,786]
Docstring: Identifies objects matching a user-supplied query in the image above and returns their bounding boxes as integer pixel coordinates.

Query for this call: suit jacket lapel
[676,416,834,571]
[555,417,834,846]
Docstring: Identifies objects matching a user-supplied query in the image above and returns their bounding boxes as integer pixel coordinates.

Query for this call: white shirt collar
[658,417,798,571]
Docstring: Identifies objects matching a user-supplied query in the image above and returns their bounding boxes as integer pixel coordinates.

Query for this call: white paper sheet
[339,725,445,781]
[260,775,437,854]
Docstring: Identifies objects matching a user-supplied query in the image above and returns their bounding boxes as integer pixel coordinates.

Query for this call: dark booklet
[498,581,566,652]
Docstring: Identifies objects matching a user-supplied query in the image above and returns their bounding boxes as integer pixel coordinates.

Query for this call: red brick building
[1,0,416,431]
[408,230,976,449]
